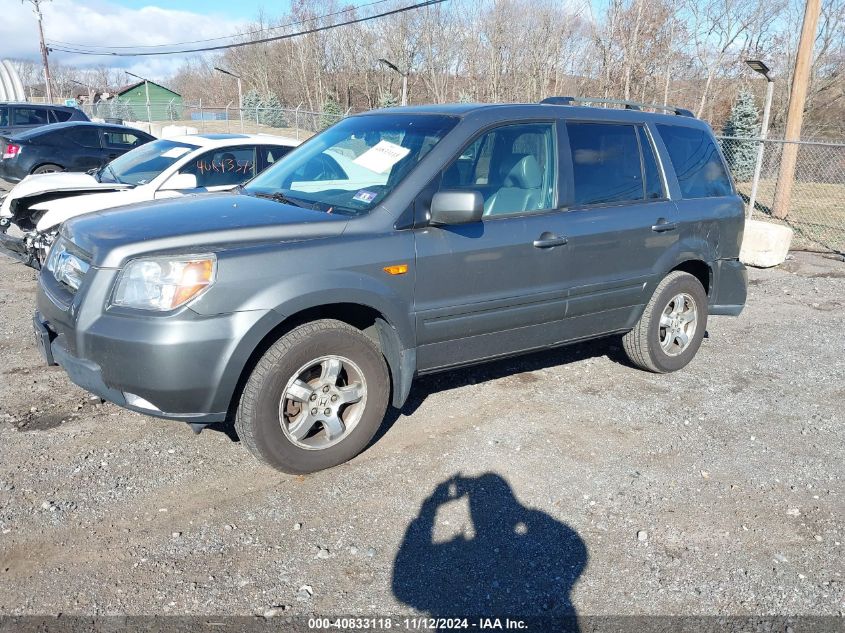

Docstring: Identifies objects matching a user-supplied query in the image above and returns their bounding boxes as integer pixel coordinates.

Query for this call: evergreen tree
[260,92,288,128]
[458,91,474,103]
[242,89,262,124]
[378,91,399,109]
[320,96,343,130]
[721,90,760,182]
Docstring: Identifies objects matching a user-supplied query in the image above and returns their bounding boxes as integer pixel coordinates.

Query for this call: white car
[0,133,299,266]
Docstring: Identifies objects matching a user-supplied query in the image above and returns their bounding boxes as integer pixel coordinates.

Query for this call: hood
[0,171,132,219]
[34,187,150,232]
[63,192,349,268]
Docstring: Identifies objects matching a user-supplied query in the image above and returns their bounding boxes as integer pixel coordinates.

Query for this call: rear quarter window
[657,124,733,198]
[51,109,74,123]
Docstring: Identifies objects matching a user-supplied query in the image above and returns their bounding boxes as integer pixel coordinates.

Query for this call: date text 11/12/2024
[307,617,530,630]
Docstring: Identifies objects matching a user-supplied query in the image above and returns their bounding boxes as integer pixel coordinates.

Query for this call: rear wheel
[32,164,63,175]
[622,271,708,373]
[235,319,390,474]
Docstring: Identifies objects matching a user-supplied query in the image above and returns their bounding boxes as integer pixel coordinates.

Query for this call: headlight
[111,254,216,311]
[46,238,89,291]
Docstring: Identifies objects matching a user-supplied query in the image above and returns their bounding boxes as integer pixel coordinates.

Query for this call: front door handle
[651,218,678,233]
[533,232,569,248]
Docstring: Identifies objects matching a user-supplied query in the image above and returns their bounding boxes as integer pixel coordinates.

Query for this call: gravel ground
[0,251,843,620]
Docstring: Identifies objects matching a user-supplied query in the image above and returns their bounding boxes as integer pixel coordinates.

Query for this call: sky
[0,0,326,80]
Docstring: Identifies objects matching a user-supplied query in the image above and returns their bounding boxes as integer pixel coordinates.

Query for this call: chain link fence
[718,135,845,255]
[81,99,347,141]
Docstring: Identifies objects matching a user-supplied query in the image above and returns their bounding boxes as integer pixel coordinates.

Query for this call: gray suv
[34,98,747,473]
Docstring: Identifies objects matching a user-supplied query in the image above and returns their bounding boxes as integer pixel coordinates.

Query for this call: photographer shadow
[392,473,587,627]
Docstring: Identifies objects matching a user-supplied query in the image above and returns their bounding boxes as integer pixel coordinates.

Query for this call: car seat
[483,154,544,216]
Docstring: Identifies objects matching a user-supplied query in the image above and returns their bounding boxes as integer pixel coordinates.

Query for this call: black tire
[622,271,708,373]
[32,164,63,175]
[235,319,390,474]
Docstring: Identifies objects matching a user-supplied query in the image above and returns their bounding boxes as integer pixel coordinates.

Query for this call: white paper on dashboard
[352,140,410,174]
[162,147,192,158]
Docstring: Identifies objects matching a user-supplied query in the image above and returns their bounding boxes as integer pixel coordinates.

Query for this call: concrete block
[161,125,199,138]
[740,219,793,268]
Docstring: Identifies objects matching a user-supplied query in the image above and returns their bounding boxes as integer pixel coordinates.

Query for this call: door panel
[556,121,678,328]
[414,214,572,370]
[552,201,678,323]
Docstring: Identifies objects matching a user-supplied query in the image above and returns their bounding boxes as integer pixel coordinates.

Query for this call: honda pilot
[34,98,747,473]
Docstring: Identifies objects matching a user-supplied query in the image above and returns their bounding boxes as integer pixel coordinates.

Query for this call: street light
[377,58,407,107]
[745,59,774,219]
[214,66,244,133]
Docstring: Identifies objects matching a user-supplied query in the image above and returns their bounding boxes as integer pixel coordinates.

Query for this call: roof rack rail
[539,96,695,118]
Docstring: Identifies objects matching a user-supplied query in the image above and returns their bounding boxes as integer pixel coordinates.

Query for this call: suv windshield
[244,114,457,215]
[98,138,198,186]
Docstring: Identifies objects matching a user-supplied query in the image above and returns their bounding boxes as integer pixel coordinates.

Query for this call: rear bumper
[709,258,747,316]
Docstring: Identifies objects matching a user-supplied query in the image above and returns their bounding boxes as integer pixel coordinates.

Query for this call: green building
[114,80,182,122]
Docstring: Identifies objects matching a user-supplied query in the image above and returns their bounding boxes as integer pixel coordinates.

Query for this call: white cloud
[1,0,247,80]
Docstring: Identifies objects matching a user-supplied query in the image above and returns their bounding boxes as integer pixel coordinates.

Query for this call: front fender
[204,270,417,414]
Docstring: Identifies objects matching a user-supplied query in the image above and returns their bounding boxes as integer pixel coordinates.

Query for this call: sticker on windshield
[161,147,191,159]
[352,189,378,204]
[352,140,410,174]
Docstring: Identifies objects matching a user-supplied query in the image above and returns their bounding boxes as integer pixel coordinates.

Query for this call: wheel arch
[669,259,712,296]
[219,301,414,422]
[30,162,64,174]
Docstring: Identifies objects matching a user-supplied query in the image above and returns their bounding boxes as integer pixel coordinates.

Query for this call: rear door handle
[651,218,678,233]
[533,232,569,248]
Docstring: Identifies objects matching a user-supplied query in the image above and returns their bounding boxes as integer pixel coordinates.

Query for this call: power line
[48,0,446,57]
[45,0,393,51]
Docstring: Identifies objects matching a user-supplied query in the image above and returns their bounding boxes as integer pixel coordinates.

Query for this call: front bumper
[0,224,32,265]
[35,269,272,424]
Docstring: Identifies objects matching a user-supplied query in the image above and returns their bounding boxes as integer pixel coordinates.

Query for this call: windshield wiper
[252,191,313,209]
[106,164,123,185]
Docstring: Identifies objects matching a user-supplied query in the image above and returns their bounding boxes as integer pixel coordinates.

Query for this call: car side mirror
[159,172,198,191]
[429,191,484,226]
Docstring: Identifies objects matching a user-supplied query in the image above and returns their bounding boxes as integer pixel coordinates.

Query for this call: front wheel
[622,271,708,373]
[235,319,390,473]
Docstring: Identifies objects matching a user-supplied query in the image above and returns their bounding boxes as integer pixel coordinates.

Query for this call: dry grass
[735,179,845,253]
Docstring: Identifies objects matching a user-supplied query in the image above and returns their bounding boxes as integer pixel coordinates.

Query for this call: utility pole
[772,0,822,219]
[27,0,53,103]
[214,67,244,133]
[377,58,408,106]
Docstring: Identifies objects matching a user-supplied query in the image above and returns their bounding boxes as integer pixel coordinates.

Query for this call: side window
[103,130,144,149]
[567,122,644,206]
[65,127,101,148]
[50,109,73,123]
[638,127,664,200]
[440,123,556,218]
[262,145,293,166]
[180,146,256,188]
[0,108,9,127]
[12,107,49,126]
[656,124,733,198]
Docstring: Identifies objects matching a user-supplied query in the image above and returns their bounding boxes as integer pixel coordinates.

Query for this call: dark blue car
[0,121,155,184]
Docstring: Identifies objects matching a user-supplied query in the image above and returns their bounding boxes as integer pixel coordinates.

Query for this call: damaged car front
[0,170,135,265]
[0,137,202,267]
